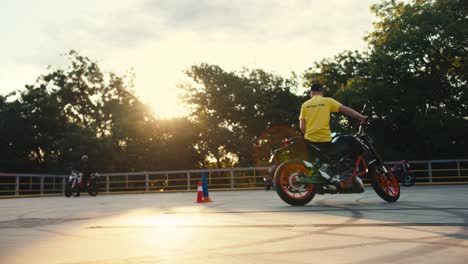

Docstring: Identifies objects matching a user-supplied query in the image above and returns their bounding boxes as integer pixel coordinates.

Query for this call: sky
[0,0,382,118]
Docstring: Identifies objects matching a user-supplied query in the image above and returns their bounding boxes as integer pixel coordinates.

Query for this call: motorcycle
[64,170,99,197]
[268,120,400,206]
[263,175,274,191]
[389,160,415,186]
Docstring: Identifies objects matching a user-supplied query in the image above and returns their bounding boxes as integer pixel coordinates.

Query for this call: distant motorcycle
[389,160,415,186]
[64,170,99,197]
[263,175,274,191]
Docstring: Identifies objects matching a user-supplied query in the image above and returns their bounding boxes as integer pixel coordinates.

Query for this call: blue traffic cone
[201,173,213,202]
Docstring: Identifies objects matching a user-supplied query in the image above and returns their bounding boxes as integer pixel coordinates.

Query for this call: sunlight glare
[134,69,189,119]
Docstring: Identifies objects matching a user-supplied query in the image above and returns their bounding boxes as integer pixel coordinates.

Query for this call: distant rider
[75,155,91,197]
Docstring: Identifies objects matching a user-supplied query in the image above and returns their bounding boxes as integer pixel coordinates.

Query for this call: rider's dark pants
[305,140,332,162]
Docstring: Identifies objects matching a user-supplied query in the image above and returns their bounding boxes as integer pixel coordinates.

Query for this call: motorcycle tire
[401,173,415,187]
[64,181,73,198]
[370,164,400,202]
[87,180,99,196]
[274,160,315,206]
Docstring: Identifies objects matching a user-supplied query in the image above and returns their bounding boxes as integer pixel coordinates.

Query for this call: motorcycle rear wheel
[370,165,400,202]
[274,160,315,206]
[64,181,73,197]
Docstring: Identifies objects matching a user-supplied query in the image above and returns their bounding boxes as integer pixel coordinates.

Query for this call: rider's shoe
[74,193,80,197]
[330,174,344,183]
[318,163,332,180]
[322,184,337,192]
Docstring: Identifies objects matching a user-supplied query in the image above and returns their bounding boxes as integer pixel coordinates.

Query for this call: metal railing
[1,159,467,197]
[385,159,468,185]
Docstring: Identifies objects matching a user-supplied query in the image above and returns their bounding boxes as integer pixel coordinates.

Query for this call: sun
[134,71,189,119]
[137,91,187,119]
[151,98,188,119]
[142,89,189,119]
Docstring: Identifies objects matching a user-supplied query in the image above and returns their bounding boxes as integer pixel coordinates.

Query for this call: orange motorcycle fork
[339,155,367,190]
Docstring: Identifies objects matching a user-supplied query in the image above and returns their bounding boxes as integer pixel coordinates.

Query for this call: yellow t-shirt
[299,95,342,142]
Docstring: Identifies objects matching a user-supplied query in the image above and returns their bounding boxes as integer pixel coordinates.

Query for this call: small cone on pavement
[196,181,204,203]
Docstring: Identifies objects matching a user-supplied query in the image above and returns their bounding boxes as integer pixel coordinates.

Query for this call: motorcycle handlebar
[361,103,367,113]
[357,119,370,135]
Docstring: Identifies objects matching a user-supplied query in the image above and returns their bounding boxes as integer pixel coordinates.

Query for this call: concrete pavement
[1,185,467,264]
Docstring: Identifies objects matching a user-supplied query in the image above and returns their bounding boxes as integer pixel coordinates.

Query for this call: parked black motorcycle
[267,121,400,206]
[389,160,415,186]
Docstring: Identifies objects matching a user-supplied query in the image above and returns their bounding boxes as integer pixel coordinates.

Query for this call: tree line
[1,0,466,173]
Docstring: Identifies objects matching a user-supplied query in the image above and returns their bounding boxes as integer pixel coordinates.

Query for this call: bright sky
[0,0,381,118]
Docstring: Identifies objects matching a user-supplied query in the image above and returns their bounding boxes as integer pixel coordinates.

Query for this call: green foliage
[0,51,202,173]
[180,64,302,167]
[304,0,467,159]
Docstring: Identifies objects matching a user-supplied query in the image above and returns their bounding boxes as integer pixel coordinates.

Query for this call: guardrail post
[62,177,66,194]
[428,162,433,183]
[106,176,110,193]
[253,169,256,184]
[187,172,191,191]
[230,170,234,190]
[145,172,149,192]
[457,161,461,177]
[40,176,44,196]
[15,175,19,196]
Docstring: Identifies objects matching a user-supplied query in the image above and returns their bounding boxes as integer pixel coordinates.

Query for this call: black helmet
[310,82,323,92]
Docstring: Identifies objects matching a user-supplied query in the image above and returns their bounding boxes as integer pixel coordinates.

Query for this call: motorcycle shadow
[273,192,468,240]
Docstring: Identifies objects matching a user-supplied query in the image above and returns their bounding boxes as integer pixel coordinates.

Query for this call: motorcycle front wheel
[370,165,400,202]
[274,160,315,206]
[64,181,73,197]
[87,180,99,196]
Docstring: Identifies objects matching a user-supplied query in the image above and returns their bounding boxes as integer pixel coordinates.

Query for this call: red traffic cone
[196,181,204,203]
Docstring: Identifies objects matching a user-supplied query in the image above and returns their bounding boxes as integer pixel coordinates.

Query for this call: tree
[180,64,302,167]
[364,0,468,159]
[0,51,203,173]
[303,0,467,159]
